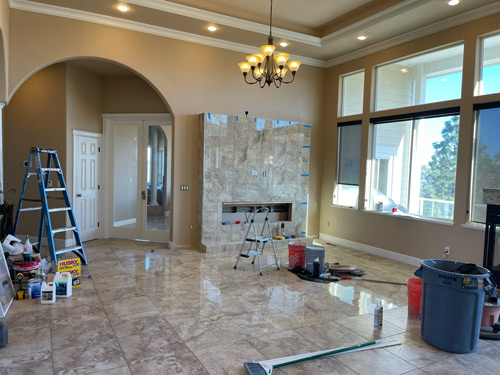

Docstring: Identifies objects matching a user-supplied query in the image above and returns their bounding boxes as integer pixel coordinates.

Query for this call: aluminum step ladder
[233,206,279,275]
[13,147,87,265]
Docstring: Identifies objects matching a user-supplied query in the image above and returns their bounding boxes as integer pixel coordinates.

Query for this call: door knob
[142,190,146,200]
[76,193,82,197]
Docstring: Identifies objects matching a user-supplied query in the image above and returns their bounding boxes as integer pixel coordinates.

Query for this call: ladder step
[52,226,77,234]
[46,188,66,192]
[246,236,270,243]
[48,207,71,213]
[28,172,37,177]
[245,251,263,257]
[55,245,82,255]
[20,207,42,212]
[41,168,61,172]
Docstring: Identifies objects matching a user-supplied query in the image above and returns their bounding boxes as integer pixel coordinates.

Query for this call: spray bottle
[281,223,285,237]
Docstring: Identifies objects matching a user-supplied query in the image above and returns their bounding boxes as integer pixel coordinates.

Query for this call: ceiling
[9,0,500,67]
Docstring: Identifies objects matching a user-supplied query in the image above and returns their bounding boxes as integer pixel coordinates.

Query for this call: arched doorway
[4,58,173,244]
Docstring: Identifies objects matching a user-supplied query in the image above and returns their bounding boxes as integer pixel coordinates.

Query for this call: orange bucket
[407,278,422,318]
[288,242,306,268]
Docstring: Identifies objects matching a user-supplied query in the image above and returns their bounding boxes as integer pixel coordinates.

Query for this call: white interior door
[104,115,171,242]
[73,131,101,242]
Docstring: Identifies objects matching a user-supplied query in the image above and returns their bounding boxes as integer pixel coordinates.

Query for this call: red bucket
[407,278,422,318]
[288,242,306,268]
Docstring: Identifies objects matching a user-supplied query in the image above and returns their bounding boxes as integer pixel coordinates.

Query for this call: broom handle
[262,340,398,368]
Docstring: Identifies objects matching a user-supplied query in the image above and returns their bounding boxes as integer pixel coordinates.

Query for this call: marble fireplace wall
[198,113,311,250]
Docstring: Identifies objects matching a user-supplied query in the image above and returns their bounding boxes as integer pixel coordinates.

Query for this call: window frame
[339,70,365,117]
[470,101,500,224]
[334,120,362,208]
[367,107,460,222]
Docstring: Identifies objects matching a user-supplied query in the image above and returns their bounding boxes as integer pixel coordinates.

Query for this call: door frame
[72,130,103,241]
[102,113,172,242]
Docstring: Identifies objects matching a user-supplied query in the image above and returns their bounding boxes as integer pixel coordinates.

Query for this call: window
[341,71,364,116]
[375,45,464,111]
[334,123,362,207]
[369,112,459,221]
[478,34,500,96]
[471,103,500,223]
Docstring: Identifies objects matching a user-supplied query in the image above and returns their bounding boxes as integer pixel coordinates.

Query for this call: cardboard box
[57,258,81,288]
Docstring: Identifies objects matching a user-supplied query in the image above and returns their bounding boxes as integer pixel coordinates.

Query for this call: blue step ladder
[13,147,87,265]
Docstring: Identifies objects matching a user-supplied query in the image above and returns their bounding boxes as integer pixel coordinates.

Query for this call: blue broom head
[243,362,269,375]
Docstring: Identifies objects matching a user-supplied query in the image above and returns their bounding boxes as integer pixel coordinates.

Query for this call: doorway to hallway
[103,114,172,242]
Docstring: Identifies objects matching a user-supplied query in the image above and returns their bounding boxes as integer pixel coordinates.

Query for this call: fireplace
[197,113,311,252]
[483,188,500,285]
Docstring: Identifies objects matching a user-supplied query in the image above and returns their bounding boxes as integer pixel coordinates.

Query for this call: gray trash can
[305,245,325,274]
[414,259,496,353]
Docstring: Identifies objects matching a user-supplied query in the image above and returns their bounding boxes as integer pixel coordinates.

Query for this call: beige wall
[321,13,500,265]
[6,10,325,247]
[3,63,67,237]
[65,64,103,203]
[102,76,167,114]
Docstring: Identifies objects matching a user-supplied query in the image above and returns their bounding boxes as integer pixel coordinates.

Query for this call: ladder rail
[13,153,34,235]
[14,148,88,265]
[233,206,279,276]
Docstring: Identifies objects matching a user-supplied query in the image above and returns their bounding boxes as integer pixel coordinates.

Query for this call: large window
[471,104,500,223]
[376,45,464,111]
[334,123,362,208]
[340,71,365,116]
[369,112,459,221]
[479,34,500,96]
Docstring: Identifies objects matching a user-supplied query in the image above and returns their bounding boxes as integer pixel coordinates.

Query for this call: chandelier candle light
[238,0,301,88]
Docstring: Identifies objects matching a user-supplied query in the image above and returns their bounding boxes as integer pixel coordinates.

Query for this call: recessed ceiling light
[207,25,217,32]
[401,68,408,73]
[441,78,448,82]
[279,41,289,47]
[357,35,367,41]
[448,0,460,6]
[117,4,129,12]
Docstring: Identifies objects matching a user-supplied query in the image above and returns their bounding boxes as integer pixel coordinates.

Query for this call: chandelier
[237,0,301,88]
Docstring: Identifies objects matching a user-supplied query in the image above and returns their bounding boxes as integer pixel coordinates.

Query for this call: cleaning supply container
[414,259,496,353]
[407,278,422,318]
[481,299,500,326]
[305,245,326,275]
[288,242,306,268]
[54,272,72,298]
[41,282,56,304]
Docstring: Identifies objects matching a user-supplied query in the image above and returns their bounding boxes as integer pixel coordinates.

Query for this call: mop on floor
[243,339,400,375]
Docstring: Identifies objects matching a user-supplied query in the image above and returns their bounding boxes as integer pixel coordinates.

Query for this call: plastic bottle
[374,300,383,330]
[23,235,33,254]
[281,223,285,237]
[23,235,33,261]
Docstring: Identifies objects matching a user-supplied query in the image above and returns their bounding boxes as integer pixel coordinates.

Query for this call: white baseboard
[113,218,137,227]
[319,233,422,267]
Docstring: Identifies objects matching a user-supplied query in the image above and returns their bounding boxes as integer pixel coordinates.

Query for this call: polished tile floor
[2,239,500,374]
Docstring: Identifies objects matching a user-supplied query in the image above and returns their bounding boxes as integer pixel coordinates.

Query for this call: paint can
[27,278,42,299]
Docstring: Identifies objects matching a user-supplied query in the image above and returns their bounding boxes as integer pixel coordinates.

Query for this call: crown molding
[8,0,500,70]
[125,0,321,46]
[8,0,326,67]
[326,1,500,68]
[321,0,434,44]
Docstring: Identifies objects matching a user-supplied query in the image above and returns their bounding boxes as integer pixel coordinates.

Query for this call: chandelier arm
[280,73,296,84]
[243,74,259,85]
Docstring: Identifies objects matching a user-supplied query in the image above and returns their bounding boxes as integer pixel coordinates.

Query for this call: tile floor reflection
[2,239,500,374]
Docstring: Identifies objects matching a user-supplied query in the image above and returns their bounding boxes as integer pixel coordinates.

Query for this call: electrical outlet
[444,247,450,255]
[327,221,330,227]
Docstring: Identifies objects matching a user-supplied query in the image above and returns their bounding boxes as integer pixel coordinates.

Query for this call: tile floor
[1,239,500,375]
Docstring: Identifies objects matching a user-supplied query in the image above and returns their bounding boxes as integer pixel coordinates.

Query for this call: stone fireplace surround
[198,113,311,253]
